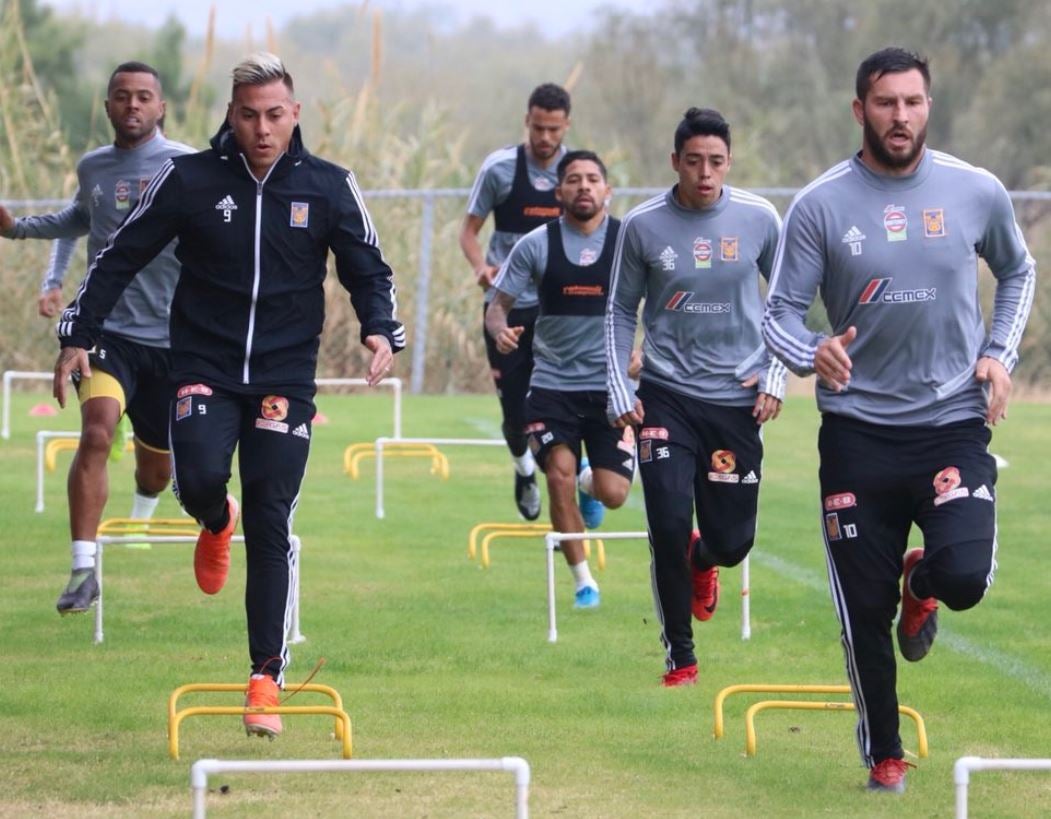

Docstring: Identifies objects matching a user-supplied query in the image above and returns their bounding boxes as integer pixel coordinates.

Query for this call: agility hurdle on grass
[374,436,506,518]
[468,522,605,569]
[190,756,532,819]
[2,369,51,439]
[953,757,1051,818]
[344,441,448,479]
[92,518,304,646]
[170,682,350,760]
[543,531,752,643]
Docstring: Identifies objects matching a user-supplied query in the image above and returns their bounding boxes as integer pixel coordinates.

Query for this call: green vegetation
[1,390,1049,817]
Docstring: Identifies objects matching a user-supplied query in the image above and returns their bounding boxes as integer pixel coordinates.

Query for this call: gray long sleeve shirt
[605,185,785,418]
[763,150,1036,426]
[6,133,194,347]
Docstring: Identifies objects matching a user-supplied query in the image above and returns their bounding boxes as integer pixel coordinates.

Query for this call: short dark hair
[674,107,730,155]
[528,83,571,115]
[557,149,607,183]
[108,61,162,95]
[855,47,930,101]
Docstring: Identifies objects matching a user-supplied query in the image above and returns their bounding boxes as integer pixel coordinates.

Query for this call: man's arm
[761,199,829,378]
[745,208,787,420]
[484,231,539,352]
[459,213,499,292]
[39,238,77,317]
[0,199,89,241]
[975,179,1037,423]
[604,220,646,426]
[330,171,407,384]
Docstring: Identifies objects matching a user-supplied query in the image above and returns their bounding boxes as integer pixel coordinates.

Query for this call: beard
[863,117,927,170]
[567,199,600,221]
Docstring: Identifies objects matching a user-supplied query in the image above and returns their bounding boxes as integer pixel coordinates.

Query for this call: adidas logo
[659,246,678,271]
[292,423,310,440]
[742,470,758,484]
[973,484,993,501]
[215,195,238,211]
[841,225,866,243]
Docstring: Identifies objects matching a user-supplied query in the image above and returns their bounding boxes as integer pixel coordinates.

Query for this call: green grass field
[2,387,1049,818]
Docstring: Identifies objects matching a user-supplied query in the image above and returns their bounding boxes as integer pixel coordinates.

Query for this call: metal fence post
[410,193,435,395]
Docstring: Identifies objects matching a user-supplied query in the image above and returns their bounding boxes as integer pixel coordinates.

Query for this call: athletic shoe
[897,548,938,662]
[194,495,239,595]
[573,585,600,609]
[661,664,698,688]
[577,458,605,529]
[56,569,99,615]
[866,757,912,793]
[514,472,541,521]
[243,674,282,738]
[687,530,720,621]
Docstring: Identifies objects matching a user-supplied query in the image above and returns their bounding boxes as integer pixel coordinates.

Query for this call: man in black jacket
[54,53,405,739]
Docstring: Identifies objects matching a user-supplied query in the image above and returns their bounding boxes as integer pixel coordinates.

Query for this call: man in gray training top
[0,61,193,615]
[606,108,784,687]
[460,84,571,525]
[486,150,633,610]
[763,47,1035,793]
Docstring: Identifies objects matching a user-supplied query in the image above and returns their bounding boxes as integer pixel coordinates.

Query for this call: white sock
[570,559,596,591]
[129,490,160,520]
[577,464,594,495]
[513,450,535,477]
[71,539,97,571]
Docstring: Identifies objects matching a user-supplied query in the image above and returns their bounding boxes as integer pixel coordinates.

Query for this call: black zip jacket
[59,121,405,392]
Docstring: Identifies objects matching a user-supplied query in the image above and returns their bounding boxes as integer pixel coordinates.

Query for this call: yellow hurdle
[343,441,449,479]
[45,437,133,472]
[467,522,605,569]
[97,517,200,537]
[168,682,352,760]
[713,683,851,739]
[744,700,928,759]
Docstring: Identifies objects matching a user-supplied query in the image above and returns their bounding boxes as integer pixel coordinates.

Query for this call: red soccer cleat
[897,548,938,662]
[867,757,913,793]
[243,673,283,738]
[661,663,698,688]
[194,495,239,595]
[688,530,720,621]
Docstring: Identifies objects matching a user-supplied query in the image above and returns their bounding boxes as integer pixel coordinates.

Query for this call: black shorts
[524,387,636,480]
[74,332,172,451]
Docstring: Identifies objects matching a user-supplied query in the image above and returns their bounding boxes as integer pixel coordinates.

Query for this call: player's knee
[136,465,171,495]
[501,420,528,456]
[545,459,576,497]
[78,421,115,456]
[594,474,631,509]
[931,565,990,611]
[173,470,226,519]
[702,524,755,568]
[648,506,694,551]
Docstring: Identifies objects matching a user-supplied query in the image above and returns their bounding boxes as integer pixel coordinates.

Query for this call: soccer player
[0,62,193,615]
[606,108,784,687]
[486,150,632,609]
[763,47,1035,792]
[460,84,571,524]
[54,53,405,739]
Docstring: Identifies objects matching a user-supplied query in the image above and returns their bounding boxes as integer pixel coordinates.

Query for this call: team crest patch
[115,179,131,210]
[639,439,653,463]
[175,396,192,421]
[579,247,598,266]
[290,202,310,228]
[825,512,842,541]
[933,465,969,506]
[720,237,739,262]
[139,177,151,194]
[923,208,946,238]
[261,395,289,421]
[707,449,739,483]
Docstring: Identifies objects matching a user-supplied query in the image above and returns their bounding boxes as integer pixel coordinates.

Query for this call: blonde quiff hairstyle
[231,52,295,97]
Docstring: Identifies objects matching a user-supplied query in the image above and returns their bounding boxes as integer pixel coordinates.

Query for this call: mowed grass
[1,387,1050,818]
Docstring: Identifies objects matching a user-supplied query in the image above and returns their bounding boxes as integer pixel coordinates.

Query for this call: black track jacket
[59,121,405,392]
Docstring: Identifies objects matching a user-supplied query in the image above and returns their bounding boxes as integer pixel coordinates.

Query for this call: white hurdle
[954,756,1051,818]
[35,430,79,512]
[315,376,402,438]
[2,369,52,440]
[190,756,532,819]
[543,531,752,643]
[374,436,505,518]
[93,534,305,646]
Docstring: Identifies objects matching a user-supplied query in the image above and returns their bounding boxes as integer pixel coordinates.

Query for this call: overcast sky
[44,0,640,39]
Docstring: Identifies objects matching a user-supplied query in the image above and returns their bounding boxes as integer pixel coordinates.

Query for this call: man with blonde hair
[55,52,404,739]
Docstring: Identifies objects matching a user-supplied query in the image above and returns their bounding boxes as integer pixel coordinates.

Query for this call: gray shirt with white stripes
[6,133,193,347]
[605,186,784,417]
[466,144,566,307]
[763,150,1036,426]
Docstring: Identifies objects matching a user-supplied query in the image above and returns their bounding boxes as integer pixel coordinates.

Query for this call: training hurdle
[190,756,531,819]
[744,700,927,758]
[316,376,403,438]
[374,436,505,519]
[34,430,135,512]
[170,682,350,760]
[2,369,51,439]
[92,518,304,646]
[953,756,1051,818]
[713,683,851,738]
[344,441,449,479]
[469,522,605,569]
[544,532,752,643]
